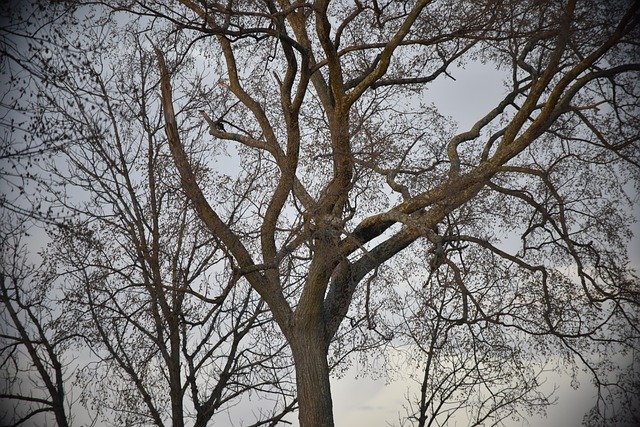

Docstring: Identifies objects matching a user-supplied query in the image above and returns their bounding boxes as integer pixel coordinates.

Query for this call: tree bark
[289,326,334,427]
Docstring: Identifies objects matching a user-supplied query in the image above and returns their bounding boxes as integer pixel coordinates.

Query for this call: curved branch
[147,37,293,326]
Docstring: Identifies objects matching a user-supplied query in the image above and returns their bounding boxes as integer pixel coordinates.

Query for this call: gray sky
[3,14,638,426]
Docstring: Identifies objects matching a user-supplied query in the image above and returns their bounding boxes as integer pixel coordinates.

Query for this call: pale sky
[3,16,638,426]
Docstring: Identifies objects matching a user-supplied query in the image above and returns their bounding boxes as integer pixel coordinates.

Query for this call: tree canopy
[1,1,639,426]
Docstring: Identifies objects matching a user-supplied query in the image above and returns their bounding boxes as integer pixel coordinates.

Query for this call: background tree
[1,3,79,425]
[1,2,296,426]
[0,214,76,427]
[2,0,640,426]
[392,244,557,427]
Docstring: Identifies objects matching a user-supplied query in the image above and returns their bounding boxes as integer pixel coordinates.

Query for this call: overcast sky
[3,14,638,426]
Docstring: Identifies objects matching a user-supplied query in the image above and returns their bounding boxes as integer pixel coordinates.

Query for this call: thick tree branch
[147,37,293,327]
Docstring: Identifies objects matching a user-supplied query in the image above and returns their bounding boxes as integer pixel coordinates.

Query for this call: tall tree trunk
[290,327,334,427]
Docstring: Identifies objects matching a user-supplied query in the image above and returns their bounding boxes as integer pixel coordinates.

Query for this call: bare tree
[391,245,557,427]
[39,28,297,427]
[1,4,80,425]
[3,0,640,426]
[2,3,296,426]
[0,214,75,427]
[143,1,640,425]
